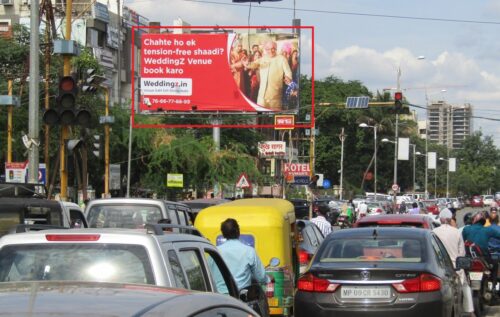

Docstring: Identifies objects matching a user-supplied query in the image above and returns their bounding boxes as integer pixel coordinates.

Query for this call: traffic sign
[345,96,370,109]
[293,175,310,185]
[236,173,251,188]
[323,179,332,189]
[392,184,399,192]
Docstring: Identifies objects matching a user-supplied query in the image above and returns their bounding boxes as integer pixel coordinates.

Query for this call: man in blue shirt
[216,218,268,294]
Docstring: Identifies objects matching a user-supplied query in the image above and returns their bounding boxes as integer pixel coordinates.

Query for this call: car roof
[86,198,189,208]
[0,228,211,245]
[0,281,255,316]
[357,214,430,223]
[328,227,430,239]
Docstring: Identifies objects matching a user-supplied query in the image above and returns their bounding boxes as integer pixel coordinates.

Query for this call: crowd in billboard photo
[230,33,299,112]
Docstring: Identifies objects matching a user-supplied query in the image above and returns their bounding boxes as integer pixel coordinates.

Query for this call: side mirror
[269,257,280,268]
[455,256,472,270]
[239,288,248,302]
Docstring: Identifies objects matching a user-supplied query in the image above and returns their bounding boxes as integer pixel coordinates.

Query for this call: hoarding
[449,157,456,172]
[398,137,409,161]
[139,31,299,113]
[428,152,437,170]
[283,163,310,177]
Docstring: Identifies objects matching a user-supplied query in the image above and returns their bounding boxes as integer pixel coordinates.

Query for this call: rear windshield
[87,205,163,229]
[317,238,423,263]
[0,205,63,236]
[357,222,424,228]
[0,244,155,284]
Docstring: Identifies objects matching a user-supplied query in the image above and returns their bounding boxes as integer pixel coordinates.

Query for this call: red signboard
[274,115,295,130]
[283,163,310,177]
[131,25,315,129]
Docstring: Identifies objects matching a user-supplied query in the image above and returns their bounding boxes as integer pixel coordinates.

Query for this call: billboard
[139,32,299,113]
[258,141,286,157]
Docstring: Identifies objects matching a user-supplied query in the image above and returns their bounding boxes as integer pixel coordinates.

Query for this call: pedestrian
[311,204,332,237]
[408,202,420,215]
[358,200,368,218]
[433,209,474,316]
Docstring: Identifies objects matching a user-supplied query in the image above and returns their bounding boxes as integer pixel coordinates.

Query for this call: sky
[124,0,500,145]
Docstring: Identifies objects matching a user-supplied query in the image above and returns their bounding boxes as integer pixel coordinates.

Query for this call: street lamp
[382,139,417,197]
[359,123,377,194]
[439,157,450,198]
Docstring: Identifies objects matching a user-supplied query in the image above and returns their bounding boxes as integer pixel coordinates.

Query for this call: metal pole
[339,128,345,200]
[116,0,122,109]
[309,122,316,220]
[28,0,40,183]
[374,125,377,195]
[446,160,449,198]
[126,114,132,197]
[104,87,110,197]
[7,80,12,163]
[44,25,51,181]
[412,144,416,196]
[434,168,437,198]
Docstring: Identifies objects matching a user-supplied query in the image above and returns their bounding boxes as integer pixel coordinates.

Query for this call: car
[296,219,324,274]
[0,225,240,298]
[295,227,465,317]
[0,197,88,237]
[0,281,258,317]
[470,195,484,208]
[365,201,386,215]
[180,198,231,223]
[353,214,440,230]
[482,195,494,207]
[85,198,192,228]
[422,200,439,215]
[288,198,310,219]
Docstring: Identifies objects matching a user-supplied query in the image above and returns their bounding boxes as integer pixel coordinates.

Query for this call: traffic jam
[0,189,498,317]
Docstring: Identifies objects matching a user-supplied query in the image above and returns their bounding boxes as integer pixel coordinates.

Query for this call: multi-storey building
[0,0,149,110]
[427,101,472,149]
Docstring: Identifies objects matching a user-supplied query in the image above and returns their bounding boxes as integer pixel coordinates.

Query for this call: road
[455,207,500,317]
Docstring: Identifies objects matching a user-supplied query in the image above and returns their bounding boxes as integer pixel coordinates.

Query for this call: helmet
[463,212,473,225]
[471,211,486,225]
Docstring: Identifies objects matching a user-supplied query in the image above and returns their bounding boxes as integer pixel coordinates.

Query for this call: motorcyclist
[459,212,473,235]
[462,211,500,296]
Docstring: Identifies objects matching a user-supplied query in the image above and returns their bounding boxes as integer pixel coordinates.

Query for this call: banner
[109,164,121,190]
[258,141,286,157]
[449,157,456,172]
[167,173,184,188]
[283,163,310,177]
[140,32,300,113]
[428,152,437,170]
[5,161,28,183]
[398,137,409,161]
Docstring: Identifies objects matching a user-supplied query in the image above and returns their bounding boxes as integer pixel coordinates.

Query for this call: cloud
[126,0,240,25]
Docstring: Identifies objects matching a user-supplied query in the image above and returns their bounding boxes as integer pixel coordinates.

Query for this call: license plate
[268,297,279,307]
[341,286,391,299]
[469,272,483,281]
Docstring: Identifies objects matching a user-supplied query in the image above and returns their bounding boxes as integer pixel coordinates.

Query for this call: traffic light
[394,91,403,112]
[92,134,103,158]
[58,76,78,125]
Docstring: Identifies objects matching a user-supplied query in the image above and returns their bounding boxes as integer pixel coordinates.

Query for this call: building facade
[427,101,472,149]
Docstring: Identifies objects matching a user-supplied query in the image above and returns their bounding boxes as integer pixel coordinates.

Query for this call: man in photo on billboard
[244,40,293,111]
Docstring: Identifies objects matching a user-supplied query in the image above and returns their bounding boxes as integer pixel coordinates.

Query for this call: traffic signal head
[394,91,403,111]
[92,134,104,159]
[75,107,92,127]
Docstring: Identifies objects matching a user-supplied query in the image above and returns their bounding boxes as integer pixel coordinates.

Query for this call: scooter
[336,214,352,229]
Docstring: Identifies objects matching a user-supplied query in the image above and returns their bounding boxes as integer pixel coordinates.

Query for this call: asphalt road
[455,207,500,317]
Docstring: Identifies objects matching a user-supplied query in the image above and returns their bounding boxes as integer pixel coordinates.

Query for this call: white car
[482,195,494,206]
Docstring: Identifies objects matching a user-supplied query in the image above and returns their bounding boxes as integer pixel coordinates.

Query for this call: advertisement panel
[5,162,28,183]
[167,173,184,188]
[428,152,437,170]
[398,137,409,161]
[258,141,286,157]
[139,32,299,113]
[449,157,456,172]
[283,163,310,177]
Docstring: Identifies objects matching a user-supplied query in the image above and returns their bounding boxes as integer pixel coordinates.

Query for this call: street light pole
[374,125,377,195]
[412,144,416,196]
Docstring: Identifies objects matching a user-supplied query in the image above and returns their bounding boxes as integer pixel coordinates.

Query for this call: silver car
[0,227,239,298]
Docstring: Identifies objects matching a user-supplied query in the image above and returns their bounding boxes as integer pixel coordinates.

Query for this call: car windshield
[0,205,64,236]
[0,244,155,284]
[87,205,163,229]
[317,238,423,263]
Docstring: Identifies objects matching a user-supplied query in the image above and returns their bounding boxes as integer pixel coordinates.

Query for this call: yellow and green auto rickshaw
[195,198,296,316]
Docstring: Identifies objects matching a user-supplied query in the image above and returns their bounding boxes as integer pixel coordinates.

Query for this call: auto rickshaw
[195,198,296,316]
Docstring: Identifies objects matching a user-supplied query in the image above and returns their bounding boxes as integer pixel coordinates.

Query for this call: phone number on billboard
[150,98,191,104]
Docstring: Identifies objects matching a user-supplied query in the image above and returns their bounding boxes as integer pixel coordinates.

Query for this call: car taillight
[392,273,441,293]
[297,273,339,293]
[376,208,383,213]
[471,259,486,272]
[299,250,312,265]
[45,234,101,241]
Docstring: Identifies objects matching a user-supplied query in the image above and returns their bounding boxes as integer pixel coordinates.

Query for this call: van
[85,198,192,229]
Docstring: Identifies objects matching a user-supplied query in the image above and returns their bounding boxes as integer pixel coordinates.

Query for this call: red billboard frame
[131,25,314,129]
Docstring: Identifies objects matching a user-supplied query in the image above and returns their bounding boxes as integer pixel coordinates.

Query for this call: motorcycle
[335,214,353,229]
[465,242,496,316]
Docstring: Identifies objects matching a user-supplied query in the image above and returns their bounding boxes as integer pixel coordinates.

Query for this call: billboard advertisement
[139,32,300,113]
[258,141,286,157]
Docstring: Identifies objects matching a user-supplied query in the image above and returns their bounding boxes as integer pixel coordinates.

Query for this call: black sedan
[294,227,465,317]
[0,281,258,317]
